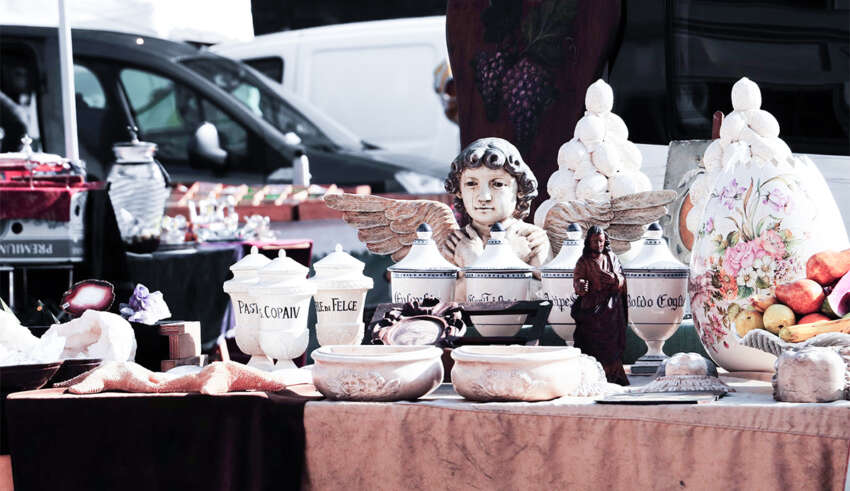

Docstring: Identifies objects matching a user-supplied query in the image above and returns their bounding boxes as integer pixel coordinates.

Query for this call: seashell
[719,111,747,141]
[576,173,609,201]
[663,352,714,376]
[608,171,639,199]
[768,137,792,162]
[634,375,732,394]
[573,157,598,181]
[721,140,751,169]
[775,347,846,403]
[603,113,628,142]
[585,79,614,114]
[534,198,557,228]
[590,141,623,177]
[547,169,577,201]
[618,140,642,170]
[741,128,773,161]
[701,139,723,172]
[575,113,606,145]
[731,77,762,111]
[557,138,587,171]
[745,109,780,138]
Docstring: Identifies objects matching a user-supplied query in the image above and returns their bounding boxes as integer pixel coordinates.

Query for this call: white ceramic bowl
[312,345,444,401]
[450,345,583,401]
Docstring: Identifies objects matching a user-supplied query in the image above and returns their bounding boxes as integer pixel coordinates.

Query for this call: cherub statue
[324,137,676,266]
[325,138,550,267]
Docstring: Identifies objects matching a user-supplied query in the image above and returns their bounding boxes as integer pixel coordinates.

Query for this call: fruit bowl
[739,328,850,357]
[0,362,63,394]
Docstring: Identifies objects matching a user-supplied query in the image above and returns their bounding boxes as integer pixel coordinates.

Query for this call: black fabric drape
[7,390,310,491]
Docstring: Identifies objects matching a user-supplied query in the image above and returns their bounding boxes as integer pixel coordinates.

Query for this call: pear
[763,304,796,335]
[734,310,764,337]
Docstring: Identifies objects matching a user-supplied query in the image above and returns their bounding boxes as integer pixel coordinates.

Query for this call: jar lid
[464,223,532,272]
[113,126,157,163]
[258,249,310,281]
[229,246,272,272]
[311,244,374,290]
[314,244,366,272]
[388,223,459,273]
[223,275,261,294]
[625,223,689,272]
[540,223,583,271]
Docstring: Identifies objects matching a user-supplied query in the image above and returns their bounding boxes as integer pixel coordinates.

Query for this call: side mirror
[189,122,227,169]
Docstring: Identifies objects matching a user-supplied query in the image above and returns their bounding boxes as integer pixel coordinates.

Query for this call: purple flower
[718,179,747,210]
[762,188,792,213]
[705,217,715,234]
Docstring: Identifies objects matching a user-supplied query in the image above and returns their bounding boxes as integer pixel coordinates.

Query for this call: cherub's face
[459,166,518,227]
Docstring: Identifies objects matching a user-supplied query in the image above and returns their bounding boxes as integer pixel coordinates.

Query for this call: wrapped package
[45,310,137,361]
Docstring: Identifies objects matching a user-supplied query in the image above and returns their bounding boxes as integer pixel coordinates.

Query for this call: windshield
[181,56,357,149]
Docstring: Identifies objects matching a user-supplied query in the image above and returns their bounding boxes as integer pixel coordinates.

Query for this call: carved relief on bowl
[323,370,401,400]
[466,368,538,401]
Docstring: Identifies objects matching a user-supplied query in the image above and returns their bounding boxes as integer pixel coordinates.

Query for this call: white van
[212,16,460,165]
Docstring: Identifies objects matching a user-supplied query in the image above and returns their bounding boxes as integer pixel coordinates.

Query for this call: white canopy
[1,0,254,44]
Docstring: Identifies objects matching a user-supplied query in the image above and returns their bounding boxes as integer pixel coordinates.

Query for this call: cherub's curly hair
[444,138,538,224]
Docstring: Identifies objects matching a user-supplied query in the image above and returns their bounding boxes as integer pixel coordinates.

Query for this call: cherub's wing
[324,193,459,262]
[545,190,677,255]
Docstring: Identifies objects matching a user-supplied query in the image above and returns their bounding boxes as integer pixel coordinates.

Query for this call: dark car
[610,0,849,156]
[0,26,449,192]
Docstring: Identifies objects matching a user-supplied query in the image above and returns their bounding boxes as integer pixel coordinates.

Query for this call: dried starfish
[158,361,289,395]
[54,361,294,395]
[54,361,165,393]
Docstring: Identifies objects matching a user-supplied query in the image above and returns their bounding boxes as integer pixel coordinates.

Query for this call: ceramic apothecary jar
[539,223,583,345]
[624,223,690,374]
[387,223,459,303]
[689,78,849,372]
[255,250,316,369]
[464,223,533,336]
[310,244,374,346]
[222,246,271,368]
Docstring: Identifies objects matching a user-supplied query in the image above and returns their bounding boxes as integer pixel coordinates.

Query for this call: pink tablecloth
[303,377,850,490]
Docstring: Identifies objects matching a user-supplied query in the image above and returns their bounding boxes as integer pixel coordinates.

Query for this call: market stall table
[302,376,850,490]
[3,376,848,490]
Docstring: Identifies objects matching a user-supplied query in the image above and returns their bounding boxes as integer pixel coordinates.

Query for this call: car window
[119,68,201,162]
[244,56,284,84]
[74,65,106,109]
[0,43,43,152]
[200,98,249,160]
[181,57,334,148]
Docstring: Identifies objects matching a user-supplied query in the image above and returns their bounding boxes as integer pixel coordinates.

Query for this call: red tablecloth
[0,183,100,221]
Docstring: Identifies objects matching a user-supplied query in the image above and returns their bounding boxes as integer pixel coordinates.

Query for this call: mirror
[189,121,227,169]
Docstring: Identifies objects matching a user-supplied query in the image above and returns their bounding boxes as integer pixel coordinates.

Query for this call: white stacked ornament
[536,79,653,229]
[684,77,794,236]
